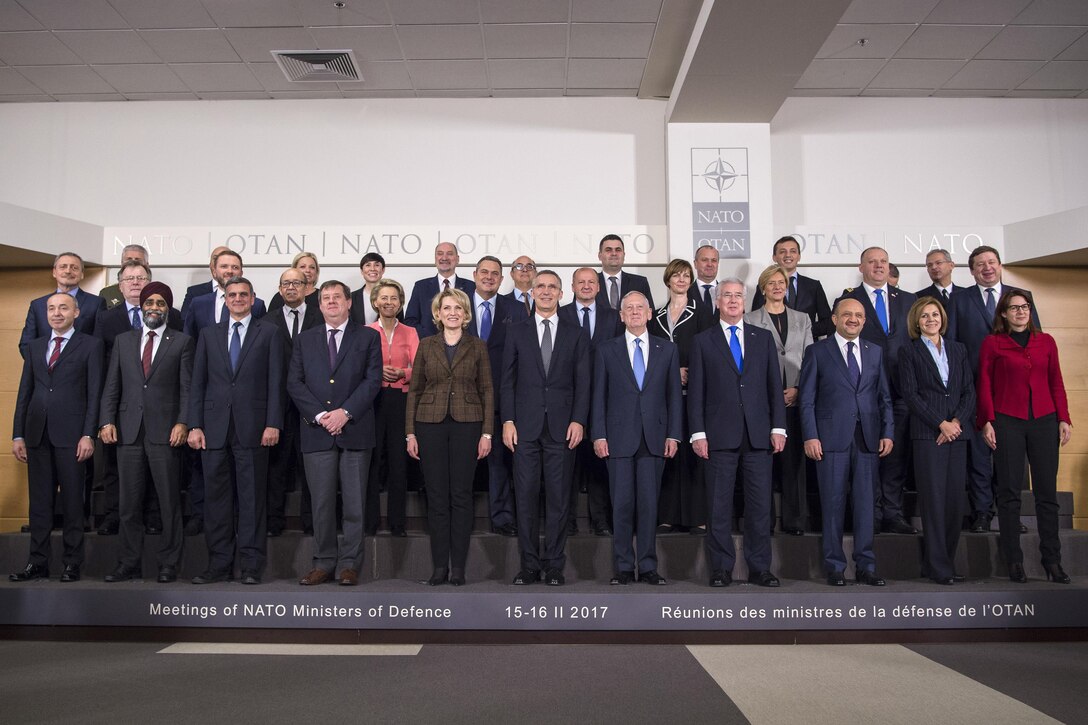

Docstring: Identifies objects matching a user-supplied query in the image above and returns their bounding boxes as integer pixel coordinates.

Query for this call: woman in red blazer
[977,289,1073,584]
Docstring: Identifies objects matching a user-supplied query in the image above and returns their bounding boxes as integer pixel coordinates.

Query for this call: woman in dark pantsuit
[899,297,974,584]
[978,289,1073,584]
[406,288,493,586]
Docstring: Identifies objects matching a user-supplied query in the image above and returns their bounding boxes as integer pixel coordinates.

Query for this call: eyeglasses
[119,276,149,283]
[280,280,305,288]
[1007,303,1032,312]
[513,263,536,272]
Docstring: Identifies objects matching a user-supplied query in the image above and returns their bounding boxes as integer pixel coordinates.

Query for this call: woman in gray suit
[745,264,813,535]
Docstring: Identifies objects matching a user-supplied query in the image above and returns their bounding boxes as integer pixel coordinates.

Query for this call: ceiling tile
[295,0,391,26]
[0,65,41,93]
[483,24,567,59]
[416,89,490,97]
[893,25,1000,59]
[860,88,933,96]
[566,57,645,87]
[250,62,306,92]
[839,0,940,24]
[942,59,1044,88]
[0,31,81,64]
[123,92,198,101]
[1057,31,1088,59]
[93,63,189,93]
[789,88,863,96]
[0,0,44,31]
[200,0,301,28]
[407,59,488,89]
[170,63,264,92]
[926,0,1033,24]
[139,30,241,63]
[492,88,564,96]
[869,58,964,87]
[108,0,216,29]
[53,92,126,101]
[389,0,480,25]
[1017,59,1088,88]
[480,0,571,24]
[338,60,413,89]
[55,30,160,64]
[1012,0,1088,25]
[269,90,345,99]
[569,23,655,58]
[225,28,317,63]
[487,58,565,88]
[573,0,662,23]
[17,0,127,30]
[815,24,916,59]
[0,93,52,101]
[307,26,403,61]
[794,59,884,88]
[196,91,272,100]
[340,89,417,97]
[17,65,114,93]
[931,88,1007,96]
[1007,87,1082,96]
[398,25,485,60]
[565,87,637,96]
[976,25,1087,60]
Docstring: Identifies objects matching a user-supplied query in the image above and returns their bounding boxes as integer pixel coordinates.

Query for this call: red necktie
[142,331,156,378]
[47,337,63,371]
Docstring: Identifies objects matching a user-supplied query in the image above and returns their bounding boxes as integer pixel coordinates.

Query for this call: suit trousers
[966,433,994,518]
[913,438,967,580]
[993,413,1061,566]
[367,388,408,532]
[571,438,611,529]
[417,417,481,570]
[26,442,85,568]
[201,424,269,573]
[513,417,575,572]
[116,428,184,569]
[267,405,303,531]
[606,437,664,574]
[777,406,808,531]
[704,435,774,574]
[303,446,371,573]
[816,425,877,574]
[485,413,516,528]
[875,401,911,523]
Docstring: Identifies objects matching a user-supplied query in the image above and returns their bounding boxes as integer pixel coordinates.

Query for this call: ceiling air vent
[271,50,361,82]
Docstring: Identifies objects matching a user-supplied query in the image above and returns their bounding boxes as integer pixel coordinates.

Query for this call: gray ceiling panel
[0,65,40,93]
[480,0,571,24]
[926,0,1033,25]
[839,0,941,24]
[893,25,1001,59]
[17,64,115,93]
[483,24,568,59]
[487,58,566,88]
[295,0,391,26]
[307,26,403,61]
[92,63,189,93]
[224,27,317,63]
[390,0,480,25]
[1012,0,1088,25]
[567,58,645,88]
[0,0,44,31]
[976,25,1088,60]
[139,30,242,64]
[17,0,127,30]
[397,25,485,60]
[108,0,217,30]
[0,31,82,65]
[816,24,916,59]
[870,59,965,87]
[569,23,655,58]
[169,63,265,92]
[795,59,885,89]
[1016,59,1088,88]
[407,59,489,89]
[200,0,302,29]
[55,30,160,64]
[573,0,663,23]
[942,59,1044,89]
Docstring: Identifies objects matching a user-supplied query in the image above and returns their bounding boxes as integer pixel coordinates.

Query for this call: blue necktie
[130,306,142,330]
[728,325,743,373]
[219,297,229,325]
[581,306,591,335]
[874,288,889,334]
[702,284,713,307]
[787,276,797,307]
[633,338,645,390]
[480,301,492,341]
[229,321,242,373]
[985,287,996,319]
[846,341,860,388]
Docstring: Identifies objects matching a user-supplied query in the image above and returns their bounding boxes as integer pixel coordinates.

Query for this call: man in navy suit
[288,281,382,586]
[501,270,591,586]
[504,255,536,314]
[592,292,682,585]
[560,267,623,536]
[187,276,285,585]
[799,298,894,586]
[403,242,476,338]
[915,249,964,307]
[688,279,786,588]
[182,249,267,339]
[691,244,720,314]
[19,252,104,360]
[180,245,229,318]
[596,234,654,311]
[752,236,833,339]
[836,246,917,535]
[10,294,103,583]
[465,256,526,537]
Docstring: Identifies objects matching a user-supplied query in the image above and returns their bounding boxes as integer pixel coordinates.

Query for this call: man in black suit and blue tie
[596,234,654,312]
[799,297,894,586]
[403,242,476,338]
[752,236,833,339]
[592,292,682,585]
[688,279,786,588]
[19,252,104,360]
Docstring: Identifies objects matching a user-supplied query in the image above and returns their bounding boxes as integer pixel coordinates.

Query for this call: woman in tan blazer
[406,288,493,586]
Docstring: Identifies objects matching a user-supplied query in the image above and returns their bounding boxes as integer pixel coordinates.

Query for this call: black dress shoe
[1044,563,1071,584]
[657,524,676,534]
[512,569,540,585]
[9,563,49,582]
[882,517,917,535]
[240,570,261,585]
[1018,522,1028,534]
[969,513,991,533]
[267,525,283,538]
[157,566,177,583]
[784,528,804,536]
[60,565,81,583]
[748,571,780,587]
[104,564,141,582]
[97,520,119,536]
[20,524,31,533]
[490,523,517,537]
[1009,562,1027,583]
[390,525,407,538]
[593,523,613,537]
[449,568,465,587]
[709,570,731,588]
[610,571,634,585]
[931,576,954,586]
[640,570,667,586]
[192,569,231,584]
[364,526,378,537]
[183,517,203,536]
[827,571,846,587]
[145,523,163,535]
[544,568,565,586]
[952,573,966,583]
[428,568,448,586]
[856,570,886,586]
[303,526,314,536]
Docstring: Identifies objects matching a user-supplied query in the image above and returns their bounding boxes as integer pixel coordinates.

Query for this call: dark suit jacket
[94,302,183,361]
[596,271,654,311]
[798,336,893,453]
[266,302,322,356]
[188,317,285,449]
[915,283,965,310]
[181,280,215,318]
[19,289,104,359]
[14,332,104,447]
[591,334,682,457]
[406,334,494,434]
[835,285,916,396]
[647,298,715,369]
[687,323,786,450]
[403,275,476,338]
[753,273,833,339]
[99,328,193,445]
[267,289,319,313]
[898,337,975,441]
[465,294,527,412]
[947,284,1042,375]
[183,290,267,339]
[500,315,591,442]
[689,281,718,316]
[287,323,382,453]
[558,301,623,354]
[504,289,534,316]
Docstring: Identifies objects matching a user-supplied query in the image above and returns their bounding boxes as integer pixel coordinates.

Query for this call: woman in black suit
[898,297,975,585]
[648,259,714,532]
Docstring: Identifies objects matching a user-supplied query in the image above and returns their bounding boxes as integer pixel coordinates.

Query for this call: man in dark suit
[187,276,285,585]
[915,248,964,307]
[502,270,591,586]
[691,244,720,314]
[10,294,103,583]
[688,279,786,588]
[559,267,623,536]
[799,297,894,586]
[835,246,918,535]
[947,245,1041,533]
[403,242,476,337]
[98,282,191,583]
[752,235,833,339]
[592,291,682,585]
[505,255,536,315]
[288,281,382,586]
[465,256,526,537]
[180,245,229,318]
[266,268,321,536]
[99,244,149,310]
[183,249,268,339]
[596,234,654,311]
[19,252,104,360]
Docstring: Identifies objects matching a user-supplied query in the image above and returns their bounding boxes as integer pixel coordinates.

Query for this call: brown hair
[906,296,947,339]
[991,287,1038,336]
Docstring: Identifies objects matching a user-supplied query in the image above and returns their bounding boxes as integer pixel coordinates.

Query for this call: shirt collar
[835,332,859,350]
[228,314,252,329]
[862,281,887,296]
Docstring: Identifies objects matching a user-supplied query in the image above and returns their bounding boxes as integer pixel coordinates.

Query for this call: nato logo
[691,148,750,259]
